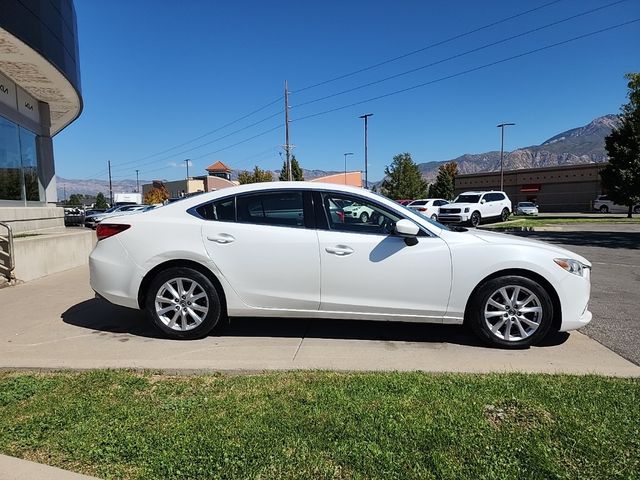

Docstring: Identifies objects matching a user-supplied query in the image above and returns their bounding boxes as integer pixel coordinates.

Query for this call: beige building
[455,163,607,212]
[142,160,236,200]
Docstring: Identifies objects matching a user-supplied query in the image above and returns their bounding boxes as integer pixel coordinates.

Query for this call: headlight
[464,207,470,213]
[554,258,589,277]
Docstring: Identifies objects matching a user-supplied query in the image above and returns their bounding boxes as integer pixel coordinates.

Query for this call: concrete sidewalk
[0,454,99,480]
[1,265,638,376]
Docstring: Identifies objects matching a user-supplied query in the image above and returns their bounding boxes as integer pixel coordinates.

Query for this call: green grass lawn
[0,371,638,479]
[484,216,640,229]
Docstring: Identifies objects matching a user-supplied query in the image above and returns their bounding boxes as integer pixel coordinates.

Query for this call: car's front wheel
[469,211,481,227]
[500,208,510,222]
[466,275,554,348]
[599,205,609,213]
[634,205,640,214]
[359,211,369,223]
[145,267,222,339]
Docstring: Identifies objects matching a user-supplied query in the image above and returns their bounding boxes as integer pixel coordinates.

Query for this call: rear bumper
[89,238,142,309]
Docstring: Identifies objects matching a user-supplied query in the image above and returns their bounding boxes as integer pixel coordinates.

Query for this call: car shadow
[62,298,570,348]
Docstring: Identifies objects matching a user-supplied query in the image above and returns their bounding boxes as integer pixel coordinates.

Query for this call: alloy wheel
[471,212,481,227]
[483,285,542,342]
[154,277,209,331]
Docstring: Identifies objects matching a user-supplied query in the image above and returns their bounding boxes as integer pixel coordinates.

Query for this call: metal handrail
[0,221,15,279]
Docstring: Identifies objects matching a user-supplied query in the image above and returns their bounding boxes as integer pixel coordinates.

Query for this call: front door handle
[207,233,235,244]
[325,245,354,256]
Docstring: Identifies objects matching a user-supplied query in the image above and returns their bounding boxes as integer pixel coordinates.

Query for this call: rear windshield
[409,200,427,206]
[454,194,481,203]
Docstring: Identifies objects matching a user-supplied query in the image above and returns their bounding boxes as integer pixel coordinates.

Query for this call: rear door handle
[207,233,235,244]
[325,245,354,256]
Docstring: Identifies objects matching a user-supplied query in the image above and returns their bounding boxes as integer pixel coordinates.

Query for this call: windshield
[454,194,481,204]
[518,202,535,207]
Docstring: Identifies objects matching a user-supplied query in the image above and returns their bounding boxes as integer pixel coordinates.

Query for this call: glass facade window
[0,115,40,202]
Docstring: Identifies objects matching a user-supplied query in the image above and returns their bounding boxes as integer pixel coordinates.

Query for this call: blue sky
[54,0,640,182]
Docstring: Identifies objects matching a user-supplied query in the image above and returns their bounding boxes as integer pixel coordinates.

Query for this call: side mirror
[480,199,486,204]
[395,219,419,237]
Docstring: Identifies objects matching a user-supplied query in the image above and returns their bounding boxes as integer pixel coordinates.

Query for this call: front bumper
[438,213,469,223]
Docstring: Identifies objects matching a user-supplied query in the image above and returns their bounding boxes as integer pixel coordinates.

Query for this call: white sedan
[407,198,449,219]
[90,182,592,348]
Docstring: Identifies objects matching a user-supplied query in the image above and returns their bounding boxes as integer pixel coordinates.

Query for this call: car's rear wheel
[599,205,609,213]
[145,267,222,339]
[431,214,437,220]
[469,211,481,227]
[467,275,554,348]
[634,205,640,214]
[500,208,510,222]
[360,211,369,223]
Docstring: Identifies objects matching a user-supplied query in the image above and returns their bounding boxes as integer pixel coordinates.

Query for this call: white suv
[593,195,640,214]
[438,191,512,227]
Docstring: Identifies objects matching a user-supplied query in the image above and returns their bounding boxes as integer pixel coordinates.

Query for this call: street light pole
[359,113,373,189]
[135,169,139,193]
[343,152,354,185]
[185,159,190,181]
[496,123,515,191]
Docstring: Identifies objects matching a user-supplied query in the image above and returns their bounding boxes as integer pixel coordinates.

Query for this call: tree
[143,185,169,204]
[94,192,109,209]
[601,73,640,218]
[380,153,428,200]
[429,161,459,200]
[67,194,83,206]
[238,166,274,184]
[278,155,304,181]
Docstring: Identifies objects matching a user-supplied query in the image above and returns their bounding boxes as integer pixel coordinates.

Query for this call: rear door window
[237,191,304,227]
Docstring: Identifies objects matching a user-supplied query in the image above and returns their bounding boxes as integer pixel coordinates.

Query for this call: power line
[292,0,628,109]
[292,0,566,94]
[291,18,640,123]
[108,96,282,169]
[109,110,281,174]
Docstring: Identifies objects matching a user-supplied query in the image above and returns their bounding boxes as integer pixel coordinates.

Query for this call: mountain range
[416,114,619,180]
[56,114,618,197]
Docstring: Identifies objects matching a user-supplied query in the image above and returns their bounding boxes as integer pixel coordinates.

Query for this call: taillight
[96,223,130,241]
[418,207,427,211]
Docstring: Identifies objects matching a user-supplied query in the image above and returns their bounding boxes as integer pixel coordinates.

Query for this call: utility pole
[343,152,354,185]
[497,122,515,192]
[135,169,139,193]
[284,80,292,181]
[63,186,66,204]
[108,160,113,206]
[185,159,190,181]
[359,113,373,189]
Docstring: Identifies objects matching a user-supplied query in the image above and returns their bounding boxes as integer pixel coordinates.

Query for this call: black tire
[466,275,554,349]
[359,211,369,223]
[431,214,438,220]
[634,205,640,214]
[145,267,222,340]
[500,208,510,222]
[599,205,609,213]
[469,211,481,227]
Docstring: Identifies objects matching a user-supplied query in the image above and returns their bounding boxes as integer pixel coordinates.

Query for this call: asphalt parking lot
[510,224,640,366]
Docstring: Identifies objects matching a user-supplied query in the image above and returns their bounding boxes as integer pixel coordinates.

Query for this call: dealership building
[454,163,607,212]
[1,0,87,282]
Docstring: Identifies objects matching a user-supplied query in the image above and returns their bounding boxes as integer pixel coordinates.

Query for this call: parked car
[64,207,84,226]
[406,198,449,220]
[593,195,640,214]
[438,191,512,227]
[90,182,591,348]
[85,205,150,229]
[341,200,375,223]
[515,202,539,216]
